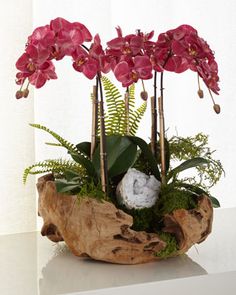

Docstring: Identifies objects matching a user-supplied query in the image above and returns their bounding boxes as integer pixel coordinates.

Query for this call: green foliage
[155,185,197,216]
[128,136,161,181]
[101,77,147,136]
[78,181,105,201]
[155,232,178,258]
[125,207,155,232]
[92,135,137,178]
[167,157,209,182]
[55,176,105,201]
[30,124,77,153]
[169,133,224,191]
[23,159,84,184]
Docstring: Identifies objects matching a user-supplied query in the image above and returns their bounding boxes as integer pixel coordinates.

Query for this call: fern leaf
[101,76,125,135]
[129,102,147,135]
[23,159,84,184]
[30,124,77,153]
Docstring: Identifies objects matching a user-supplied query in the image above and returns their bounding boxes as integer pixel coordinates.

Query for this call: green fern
[23,159,85,184]
[101,76,125,135]
[30,124,77,154]
[129,102,147,136]
[101,77,147,136]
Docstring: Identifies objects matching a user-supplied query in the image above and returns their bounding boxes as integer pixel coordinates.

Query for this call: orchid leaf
[128,136,161,181]
[92,135,137,178]
[167,157,208,181]
[69,152,97,180]
[76,141,91,158]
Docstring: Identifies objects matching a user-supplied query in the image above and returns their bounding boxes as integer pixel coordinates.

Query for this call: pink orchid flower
[114,55,152,87]
[72,47,98,79]
[28,61,57,88]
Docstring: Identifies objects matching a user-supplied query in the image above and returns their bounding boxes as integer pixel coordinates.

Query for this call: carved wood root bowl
[37,174,213,265]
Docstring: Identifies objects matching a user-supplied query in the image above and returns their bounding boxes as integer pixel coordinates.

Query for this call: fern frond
[129,102,147,135]
[45,142,63,147]
[23,159,84,184]
[30,124,77,153]
[128,83,136,110]
[101,76,125,135]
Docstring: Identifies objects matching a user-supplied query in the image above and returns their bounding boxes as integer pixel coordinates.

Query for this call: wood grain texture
[37,175,213,264]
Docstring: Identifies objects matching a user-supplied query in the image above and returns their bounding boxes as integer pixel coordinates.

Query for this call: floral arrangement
[15,18,223,263]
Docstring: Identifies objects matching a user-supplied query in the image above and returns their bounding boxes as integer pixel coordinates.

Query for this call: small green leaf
[209,196,221,208]
[167,157,209,181]
[55,179,81,194]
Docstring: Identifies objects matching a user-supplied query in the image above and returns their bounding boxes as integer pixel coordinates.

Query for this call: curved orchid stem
[159,72,166,185]
[97,74,109,196]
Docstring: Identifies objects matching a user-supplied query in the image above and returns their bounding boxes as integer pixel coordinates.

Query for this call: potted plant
[15,17,223,264]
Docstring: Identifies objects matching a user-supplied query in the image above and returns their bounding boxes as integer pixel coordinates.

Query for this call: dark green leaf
[76,141,91,158]
[167,157,209,181]
[128,136,161,181]
[69,152,97,180]
[55,179,81,194]
[92,135,137,178]
[209,196,221,208]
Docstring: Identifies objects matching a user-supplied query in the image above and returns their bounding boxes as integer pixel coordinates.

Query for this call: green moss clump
[117,206,155,232]
[155,232,178,258]
[78,181,106,201]
[155,187,197,217]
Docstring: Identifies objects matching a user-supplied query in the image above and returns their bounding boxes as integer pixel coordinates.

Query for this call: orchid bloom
[72,46,98,79]
[15,19,220,99]
[114,55,152,87]
[15,17,93,92]
[154,25,220,94]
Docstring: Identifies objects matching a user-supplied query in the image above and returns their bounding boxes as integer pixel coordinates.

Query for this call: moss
[78,181,106,201]
[155,187,197,217]
[118,206,155,232]
[155,232,178,258]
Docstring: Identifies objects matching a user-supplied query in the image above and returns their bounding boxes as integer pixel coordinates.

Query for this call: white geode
[116,168,161,210]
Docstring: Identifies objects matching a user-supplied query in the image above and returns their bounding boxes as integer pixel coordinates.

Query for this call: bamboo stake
[151,96,157,157]
[159,72,166,185]
[97,75,109,195]
[90,85,98,160]
[124,88,130,135]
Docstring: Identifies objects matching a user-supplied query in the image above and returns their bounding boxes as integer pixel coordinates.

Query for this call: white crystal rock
[116,168,161,210]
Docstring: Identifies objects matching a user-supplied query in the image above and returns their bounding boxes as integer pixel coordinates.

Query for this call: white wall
[0,0,36,234]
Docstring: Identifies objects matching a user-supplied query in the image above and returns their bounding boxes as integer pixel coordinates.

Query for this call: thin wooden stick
[151,96,157,157]
[124,88,130,135]
[97,75,109,195]
[159,72,166,185]
[151,71,158,157]
[90,85,98,159]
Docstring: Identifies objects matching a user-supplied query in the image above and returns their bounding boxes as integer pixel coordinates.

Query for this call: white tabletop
[0,207,236,295]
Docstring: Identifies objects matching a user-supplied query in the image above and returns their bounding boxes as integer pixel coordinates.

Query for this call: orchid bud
[23,88,29,98]
[140,91,148,101]
[197,89,204,98]
[15,90,23,99]
[213,104,221,114]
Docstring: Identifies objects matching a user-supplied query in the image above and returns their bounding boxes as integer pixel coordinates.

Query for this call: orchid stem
[97,74,109,196]
[90,83,98,160]
[125,87,130,135]
[159,72,166,185]
[151,71,158,157]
